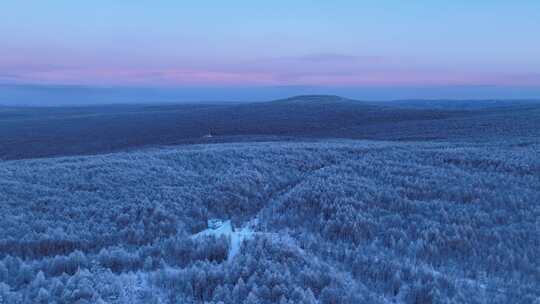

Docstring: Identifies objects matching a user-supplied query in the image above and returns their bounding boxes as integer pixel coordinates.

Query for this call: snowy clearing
[192,219,256,261]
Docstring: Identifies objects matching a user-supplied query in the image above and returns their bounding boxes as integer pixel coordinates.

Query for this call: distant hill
[270,94,353,103]
[1,95,539,159]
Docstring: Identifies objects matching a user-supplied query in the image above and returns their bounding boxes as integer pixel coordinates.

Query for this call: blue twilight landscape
[1,1,540,303]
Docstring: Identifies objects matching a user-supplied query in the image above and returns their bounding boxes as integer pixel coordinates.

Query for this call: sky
[1,1,540,101]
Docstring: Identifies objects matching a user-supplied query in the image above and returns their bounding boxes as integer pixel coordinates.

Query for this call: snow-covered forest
[1,139,538,303]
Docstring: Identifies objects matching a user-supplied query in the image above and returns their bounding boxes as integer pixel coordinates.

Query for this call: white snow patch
[192,219,255,261]
[194,219,234,238]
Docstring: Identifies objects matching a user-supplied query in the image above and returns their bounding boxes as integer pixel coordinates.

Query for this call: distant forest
[1,96,539,160]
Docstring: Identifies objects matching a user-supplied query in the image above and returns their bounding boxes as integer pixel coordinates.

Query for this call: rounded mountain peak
[276,95,351,103]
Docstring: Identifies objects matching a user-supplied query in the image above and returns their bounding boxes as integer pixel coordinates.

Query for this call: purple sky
[1,1,540,92]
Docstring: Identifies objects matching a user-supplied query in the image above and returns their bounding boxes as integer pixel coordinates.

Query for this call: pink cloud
[1,53,539,87]
[1,68,280,86]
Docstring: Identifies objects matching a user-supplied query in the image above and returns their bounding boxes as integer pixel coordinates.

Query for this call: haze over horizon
[1,1,540,103]
[2,84,540,106]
